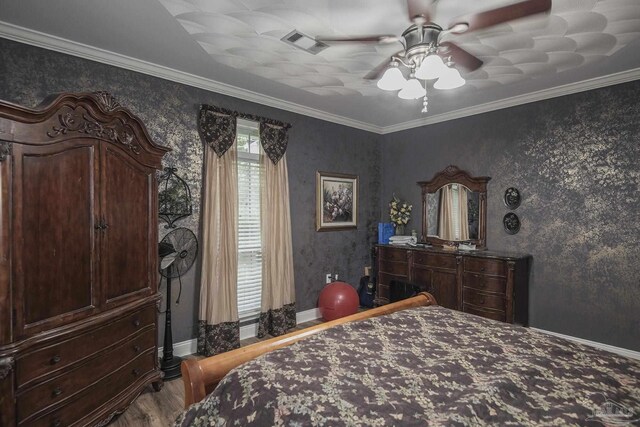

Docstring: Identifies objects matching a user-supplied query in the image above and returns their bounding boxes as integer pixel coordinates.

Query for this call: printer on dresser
[375,166,530,325]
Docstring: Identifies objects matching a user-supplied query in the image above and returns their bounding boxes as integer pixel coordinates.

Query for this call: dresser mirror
[418,166,490,249]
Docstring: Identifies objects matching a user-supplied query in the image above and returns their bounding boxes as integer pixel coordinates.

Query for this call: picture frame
[316,171,358,231]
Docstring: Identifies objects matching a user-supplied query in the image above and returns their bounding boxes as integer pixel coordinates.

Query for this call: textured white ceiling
[0,0,639,130]
[159,0,640,98]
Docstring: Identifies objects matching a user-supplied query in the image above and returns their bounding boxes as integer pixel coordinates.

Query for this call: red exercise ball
[318,281,359,321]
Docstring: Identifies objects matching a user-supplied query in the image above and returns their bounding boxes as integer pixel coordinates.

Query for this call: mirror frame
[417,165,491,249]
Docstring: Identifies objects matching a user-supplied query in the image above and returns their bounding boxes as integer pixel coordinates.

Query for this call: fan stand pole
[161,264,183,379]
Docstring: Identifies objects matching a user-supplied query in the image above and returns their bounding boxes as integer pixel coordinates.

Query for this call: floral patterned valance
[198,105,291,164]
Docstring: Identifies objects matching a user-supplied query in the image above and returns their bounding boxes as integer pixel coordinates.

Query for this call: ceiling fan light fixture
[377,65,406,91]
[415,54,447,80]
[398,77,426,99]
[433,67,465,90]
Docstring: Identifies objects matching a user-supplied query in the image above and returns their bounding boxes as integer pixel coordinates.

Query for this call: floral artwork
[316,172,357,231]
[389,195,412,229]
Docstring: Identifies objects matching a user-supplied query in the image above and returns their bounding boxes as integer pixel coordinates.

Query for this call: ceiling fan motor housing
[402,24,443,67]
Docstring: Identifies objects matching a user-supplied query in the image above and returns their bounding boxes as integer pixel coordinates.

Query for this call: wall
[381,80,640,351]
[3,36,638,352]
[0,38,382,343]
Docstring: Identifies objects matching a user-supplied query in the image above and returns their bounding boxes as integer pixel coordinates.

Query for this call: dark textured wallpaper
[381,81,640,351]
[2,37,637,351]
[0,38,382,343]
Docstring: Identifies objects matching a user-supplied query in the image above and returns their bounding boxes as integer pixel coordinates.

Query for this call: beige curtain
[197,144,240,357]
[458,186,470,240]
[438,185,455,240]
[257,149,296,337]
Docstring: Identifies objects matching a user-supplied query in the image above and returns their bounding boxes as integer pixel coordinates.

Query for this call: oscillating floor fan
[158,227,198,379]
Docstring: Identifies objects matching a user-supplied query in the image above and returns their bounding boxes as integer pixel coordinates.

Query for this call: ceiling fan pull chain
[421,84,429,113]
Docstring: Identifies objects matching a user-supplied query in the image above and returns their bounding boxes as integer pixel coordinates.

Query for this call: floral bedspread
[175,306,640,426]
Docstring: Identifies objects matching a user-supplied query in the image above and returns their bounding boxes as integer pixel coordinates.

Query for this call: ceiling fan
[317,0,552,112]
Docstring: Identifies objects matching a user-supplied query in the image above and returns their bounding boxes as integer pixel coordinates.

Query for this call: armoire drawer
[412,252,457,270]
[463,288,505,311]
[463,257,506,277]
[17,305,155,387]
[26,351,156,427]
[17,327,155,423]
[463,273,507,294]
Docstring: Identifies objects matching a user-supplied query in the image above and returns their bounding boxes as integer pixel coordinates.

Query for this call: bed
[177,293,640,426]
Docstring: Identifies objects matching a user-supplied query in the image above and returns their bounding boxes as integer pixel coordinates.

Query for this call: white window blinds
[236,119,262,319]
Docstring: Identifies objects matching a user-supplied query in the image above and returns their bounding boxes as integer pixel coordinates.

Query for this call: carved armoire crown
[0,92,169,426]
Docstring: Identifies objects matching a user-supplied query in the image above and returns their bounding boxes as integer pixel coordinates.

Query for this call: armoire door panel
[15,142,98,334]
[102,145,153,304]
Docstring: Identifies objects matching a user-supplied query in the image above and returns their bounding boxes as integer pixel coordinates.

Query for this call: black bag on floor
[357,275,375,308]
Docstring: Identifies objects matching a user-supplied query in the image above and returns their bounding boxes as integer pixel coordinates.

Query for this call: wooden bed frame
[181,292,437,407]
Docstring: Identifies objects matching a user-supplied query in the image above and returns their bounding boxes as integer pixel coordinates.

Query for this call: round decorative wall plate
[503,212,521,235]
[503,187,521,209]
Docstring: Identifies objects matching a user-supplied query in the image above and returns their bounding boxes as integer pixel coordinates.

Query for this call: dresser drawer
[379,260,409,276]
[17,327,155,423]
[17,305,155,387]
[378,247,408,262]
[412,252,457,269]
[463,288,505,312]
[463,304,506,322]
[26,351,156,427]
[463,257,506,277]
[463,273,507,294]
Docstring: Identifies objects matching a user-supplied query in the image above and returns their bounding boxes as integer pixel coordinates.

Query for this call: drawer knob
[133,345,141,353]
[480,267,485,272]
[52,387,63,397]
[132,368,140,377]
[51,355,61,365]
[51,418,62,427]
[480,298,486,304]
[133,319,141,327]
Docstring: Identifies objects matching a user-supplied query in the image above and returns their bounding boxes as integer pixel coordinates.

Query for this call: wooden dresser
[375,245,530,325]
[0,92,169,426]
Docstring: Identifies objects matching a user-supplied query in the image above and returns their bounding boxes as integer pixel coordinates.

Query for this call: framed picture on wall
[316,171,358,231]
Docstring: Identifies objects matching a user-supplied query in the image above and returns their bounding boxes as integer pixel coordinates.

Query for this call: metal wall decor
[503,212,521,235]
[158,167,193,228]
[504,187,521,209]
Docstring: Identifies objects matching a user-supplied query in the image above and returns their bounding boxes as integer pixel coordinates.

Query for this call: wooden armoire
[0,92,169,426]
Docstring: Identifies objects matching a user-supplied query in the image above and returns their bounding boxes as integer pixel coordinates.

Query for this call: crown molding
[381,67,640,134]
[1,20,638,136]
[0,21,383,134]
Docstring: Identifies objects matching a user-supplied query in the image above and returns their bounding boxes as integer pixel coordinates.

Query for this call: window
[236,119,262,319]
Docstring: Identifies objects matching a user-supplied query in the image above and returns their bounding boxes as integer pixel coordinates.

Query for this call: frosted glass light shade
[377,67,406,91]
[398,78,426,99]
[434,67,465,90]
[415,54,447,80]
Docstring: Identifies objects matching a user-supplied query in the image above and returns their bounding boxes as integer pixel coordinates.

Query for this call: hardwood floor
[109,319,323,426]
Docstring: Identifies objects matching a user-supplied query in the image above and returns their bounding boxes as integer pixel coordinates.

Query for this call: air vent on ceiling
[281,30,328,55]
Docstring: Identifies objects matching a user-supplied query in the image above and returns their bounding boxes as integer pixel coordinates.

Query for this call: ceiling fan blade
[317,35,399,44]
[364,51,405,80]
[448,0,552,34]
[407,0,432,25]
[438,41,483,71]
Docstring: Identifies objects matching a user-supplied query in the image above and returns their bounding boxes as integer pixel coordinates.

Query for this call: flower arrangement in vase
[389,195,412,235]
